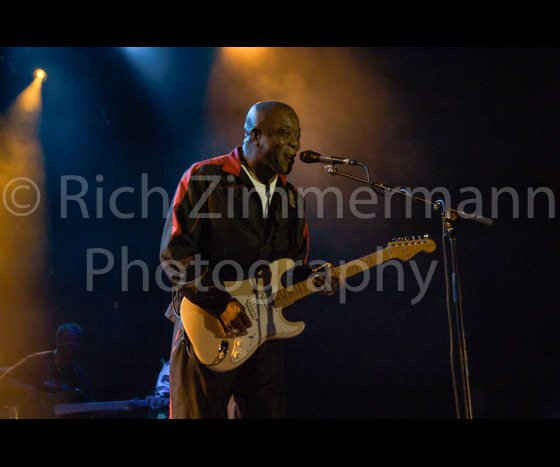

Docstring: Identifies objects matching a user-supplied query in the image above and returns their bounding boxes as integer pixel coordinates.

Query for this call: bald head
[244,101,297,136]
[241,101,301,182]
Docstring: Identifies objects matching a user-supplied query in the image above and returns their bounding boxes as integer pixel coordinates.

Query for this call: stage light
[33,69,47,82]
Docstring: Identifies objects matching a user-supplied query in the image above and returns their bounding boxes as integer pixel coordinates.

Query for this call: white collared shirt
[241,165,278,218]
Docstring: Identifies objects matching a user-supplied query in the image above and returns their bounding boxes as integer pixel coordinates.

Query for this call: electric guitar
[181,236,436,372]
[3,396,169,419]
[54,396,169,417]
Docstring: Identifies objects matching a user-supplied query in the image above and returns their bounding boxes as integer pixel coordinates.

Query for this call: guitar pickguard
[229,293,304,364]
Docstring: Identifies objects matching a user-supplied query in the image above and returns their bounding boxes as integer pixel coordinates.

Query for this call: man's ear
[250,128,261,146]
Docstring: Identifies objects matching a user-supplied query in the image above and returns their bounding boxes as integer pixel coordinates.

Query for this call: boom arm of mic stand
[323,164,494,226]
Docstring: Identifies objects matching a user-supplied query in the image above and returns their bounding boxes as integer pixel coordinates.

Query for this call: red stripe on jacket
[171,148,244,236]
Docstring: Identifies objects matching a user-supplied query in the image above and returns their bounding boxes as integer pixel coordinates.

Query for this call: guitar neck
[336,248,393,281]
[54,397,169,416]
[274,248,391,309]
[55,400,132,416]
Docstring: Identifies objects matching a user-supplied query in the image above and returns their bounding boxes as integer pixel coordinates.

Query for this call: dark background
[1,47,558,418]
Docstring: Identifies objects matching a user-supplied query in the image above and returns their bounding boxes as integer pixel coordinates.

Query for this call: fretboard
[273,248,392,308]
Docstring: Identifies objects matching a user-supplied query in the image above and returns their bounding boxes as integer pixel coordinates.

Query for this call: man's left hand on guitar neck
[310,263,343,296]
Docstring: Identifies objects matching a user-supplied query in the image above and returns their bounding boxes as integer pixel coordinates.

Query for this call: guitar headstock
[387,235,436,260]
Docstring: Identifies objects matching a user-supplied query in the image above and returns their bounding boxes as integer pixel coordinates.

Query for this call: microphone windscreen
[300,150,321,163]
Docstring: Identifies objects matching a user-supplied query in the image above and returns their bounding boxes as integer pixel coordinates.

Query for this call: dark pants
[169,323,287,419]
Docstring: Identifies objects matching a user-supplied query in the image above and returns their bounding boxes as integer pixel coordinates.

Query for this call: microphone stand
[322,162,493,420]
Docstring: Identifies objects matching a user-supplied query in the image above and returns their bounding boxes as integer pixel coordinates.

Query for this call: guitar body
[181,258,306,373]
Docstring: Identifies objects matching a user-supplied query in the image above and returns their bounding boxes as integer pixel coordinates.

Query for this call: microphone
[300,150,359,166]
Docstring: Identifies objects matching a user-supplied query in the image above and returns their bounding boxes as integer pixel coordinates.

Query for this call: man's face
[56,329,82,359]
[257,108,301,176]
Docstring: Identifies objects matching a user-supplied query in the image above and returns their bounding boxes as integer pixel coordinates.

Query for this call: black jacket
[160,147,310,321]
